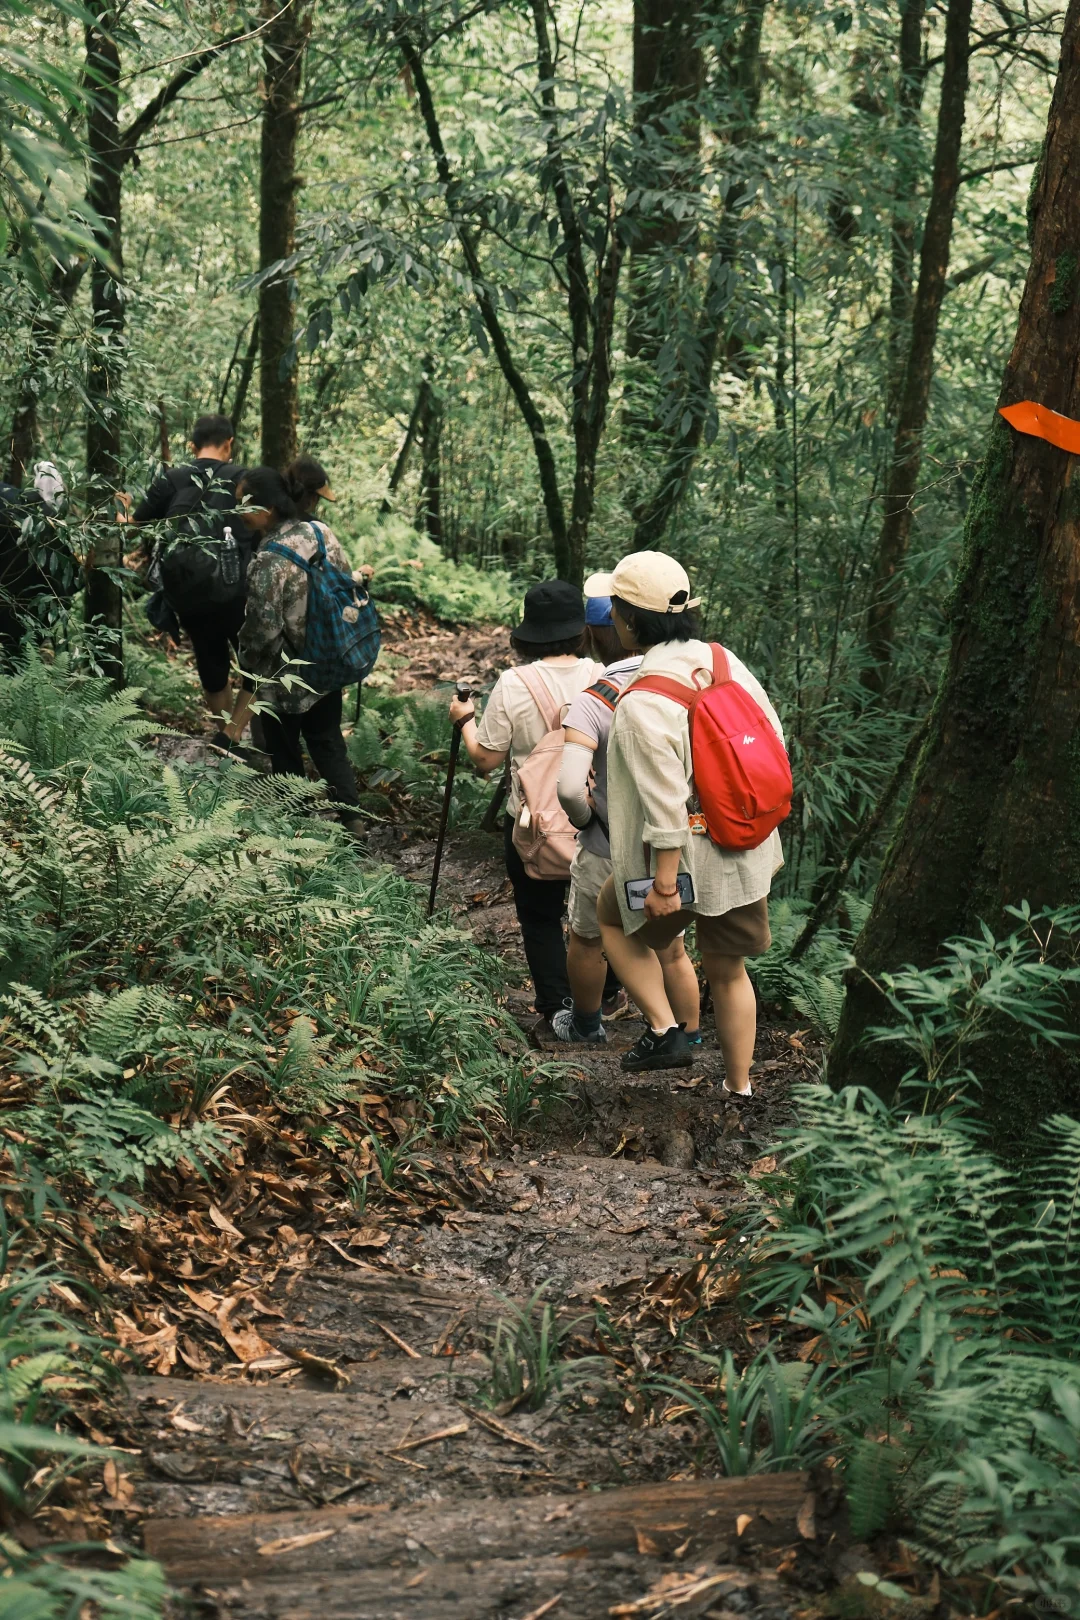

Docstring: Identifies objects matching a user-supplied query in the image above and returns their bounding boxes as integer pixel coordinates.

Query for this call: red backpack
[620,644,792,851]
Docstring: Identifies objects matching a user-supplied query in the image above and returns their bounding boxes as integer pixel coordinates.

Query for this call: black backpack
[157,461,249,615]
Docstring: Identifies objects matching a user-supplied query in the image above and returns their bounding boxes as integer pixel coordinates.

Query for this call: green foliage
[474,1288,608,1414]
[350,517,514,624]
[726,916,1080,1602]
[650,1351,833,1476]
[0,1548,167,1620]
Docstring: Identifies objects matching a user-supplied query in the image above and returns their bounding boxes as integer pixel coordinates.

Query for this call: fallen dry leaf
[796,1493,816,1540]
[735,1513,752,1537]
[257,1527,339,1557]
[519,1596,563,1620]
[208,1204,244,1240]
[635,1525,661,1556]
[295,1349,350,1387]
[392,1420,470,1453]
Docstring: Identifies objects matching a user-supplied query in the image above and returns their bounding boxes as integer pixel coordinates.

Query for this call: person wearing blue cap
[554,576,701,1046]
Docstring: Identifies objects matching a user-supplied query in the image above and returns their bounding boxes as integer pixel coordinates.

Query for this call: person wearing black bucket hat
[448,581,604,1035]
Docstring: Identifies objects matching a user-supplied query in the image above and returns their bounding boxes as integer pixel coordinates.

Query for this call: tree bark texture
[631,0,766,551]
[625,0,704,371]
[862,0,971,693]
[83,2,125,673]
[831,0,1080,1144]
[419,395,443,545]
[6,257,88,487]
[259,0,309,470]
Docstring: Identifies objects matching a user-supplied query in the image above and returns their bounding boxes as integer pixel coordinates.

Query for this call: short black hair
[510,631,584,660]
[192,413,234,450]
[236,465,299,522]
[612,595,701,648]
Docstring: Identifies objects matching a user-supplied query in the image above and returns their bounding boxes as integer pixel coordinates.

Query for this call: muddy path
[121,613,834,1618]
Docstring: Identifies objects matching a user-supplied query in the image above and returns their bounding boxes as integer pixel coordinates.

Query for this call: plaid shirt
[240,520,354,714]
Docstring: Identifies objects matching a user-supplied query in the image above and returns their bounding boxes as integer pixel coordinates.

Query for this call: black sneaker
[621,1025,692,1073]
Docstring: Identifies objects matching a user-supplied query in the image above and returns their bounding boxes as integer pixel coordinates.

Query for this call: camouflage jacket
[240,519,355,714]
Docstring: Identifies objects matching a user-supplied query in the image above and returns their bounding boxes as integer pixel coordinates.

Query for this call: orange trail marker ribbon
[999,399,1080,455]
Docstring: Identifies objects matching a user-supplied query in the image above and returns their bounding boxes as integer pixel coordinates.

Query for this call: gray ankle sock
[572,1005,603,1037]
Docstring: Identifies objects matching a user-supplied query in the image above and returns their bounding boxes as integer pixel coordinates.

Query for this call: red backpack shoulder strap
[514,662,562,733]
[711,644,732,684]
[620,673,695,709]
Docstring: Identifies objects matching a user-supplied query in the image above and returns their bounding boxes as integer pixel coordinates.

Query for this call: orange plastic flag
[999,399,1080,455]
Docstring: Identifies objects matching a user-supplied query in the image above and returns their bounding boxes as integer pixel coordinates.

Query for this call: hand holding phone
[624,872,695,911]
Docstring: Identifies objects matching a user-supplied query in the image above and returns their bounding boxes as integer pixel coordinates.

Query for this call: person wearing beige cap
[589,551,786,1091]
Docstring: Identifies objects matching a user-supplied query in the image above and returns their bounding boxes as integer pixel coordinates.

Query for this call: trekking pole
[427,682,471,918]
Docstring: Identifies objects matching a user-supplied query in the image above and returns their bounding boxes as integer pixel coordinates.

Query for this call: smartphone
[624,872,695,911]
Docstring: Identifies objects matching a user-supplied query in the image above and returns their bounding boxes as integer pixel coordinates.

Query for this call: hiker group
[448,554,791,1086]
[119,414,380,834]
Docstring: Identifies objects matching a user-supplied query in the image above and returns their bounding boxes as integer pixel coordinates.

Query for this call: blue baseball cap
[584,574,613,626]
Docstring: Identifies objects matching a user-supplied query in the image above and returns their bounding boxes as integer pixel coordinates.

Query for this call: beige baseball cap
[585,552,700,614]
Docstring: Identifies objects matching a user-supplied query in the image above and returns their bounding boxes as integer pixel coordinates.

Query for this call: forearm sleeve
[558,742,594,829]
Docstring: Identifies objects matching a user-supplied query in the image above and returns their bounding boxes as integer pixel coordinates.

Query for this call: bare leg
[701,953,756,1093]
[205,685,231,720]
[224,687,255,743]
[657,935,701,1034]
[567,930,607,1015]
[599,920,674,1033]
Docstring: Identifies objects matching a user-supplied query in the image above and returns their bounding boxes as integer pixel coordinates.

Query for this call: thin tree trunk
[529,0,623,586]
[231,316,260,446]
[831,0,1080,1149]
[381,366,432,515]
[83,0,125,679]
[396,23,571,578]
[861,0,971,693]
[259,0,309,469]
[887,0,929,415]
[632,0,767,550]
[420,396,443,545]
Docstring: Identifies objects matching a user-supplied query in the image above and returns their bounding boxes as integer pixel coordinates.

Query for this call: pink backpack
[511,664,579,880]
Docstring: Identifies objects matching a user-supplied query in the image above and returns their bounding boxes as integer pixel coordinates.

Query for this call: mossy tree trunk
[259,0,309,469]
[831,0,1080,1141]
[84,0,126,680]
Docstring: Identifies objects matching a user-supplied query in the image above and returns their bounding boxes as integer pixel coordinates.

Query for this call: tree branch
[118,28,246,164]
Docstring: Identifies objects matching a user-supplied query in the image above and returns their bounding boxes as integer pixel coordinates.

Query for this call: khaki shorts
[596,875,771,958]
[567,846,612,939]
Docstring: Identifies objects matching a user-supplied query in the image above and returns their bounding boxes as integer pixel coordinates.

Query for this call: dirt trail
[125,615,828,1619]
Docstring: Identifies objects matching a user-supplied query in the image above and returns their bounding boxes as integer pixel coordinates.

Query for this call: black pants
[503,815,570,1016]
[177,598,246,693]
[260,690,360,818]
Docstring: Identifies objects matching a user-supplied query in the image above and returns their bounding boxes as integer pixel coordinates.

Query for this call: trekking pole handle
[452,682,473,729]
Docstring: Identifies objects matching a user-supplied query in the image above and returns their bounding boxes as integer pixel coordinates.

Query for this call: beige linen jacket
[606,639,786,935]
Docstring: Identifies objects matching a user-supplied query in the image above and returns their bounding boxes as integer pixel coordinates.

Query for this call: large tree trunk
[259,0,309,469]
[861,0,971,693]
[831,0,1080,1146]
[83,1,125,679]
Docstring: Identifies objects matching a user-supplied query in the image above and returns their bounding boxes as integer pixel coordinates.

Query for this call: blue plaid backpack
[263,522,381,693]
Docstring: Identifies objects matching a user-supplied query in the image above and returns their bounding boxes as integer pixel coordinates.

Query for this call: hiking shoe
[686,1029,703,1048]
[551,1008,608,1045]
[621,1025,692,1073]
[601,988,630,1019]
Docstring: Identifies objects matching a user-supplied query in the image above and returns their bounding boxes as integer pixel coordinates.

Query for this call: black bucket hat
[512,580,586,643]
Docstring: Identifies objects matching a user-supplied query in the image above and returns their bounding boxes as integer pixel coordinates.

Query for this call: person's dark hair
[612,595,701,648]
[510,631,585,661]
[285,453,329,513]
[191,413,234,451]
[236,465,299,523]
[584,623,622,665]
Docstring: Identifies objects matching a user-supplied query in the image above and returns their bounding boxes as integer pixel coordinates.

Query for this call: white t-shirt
[476,656,603,814]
